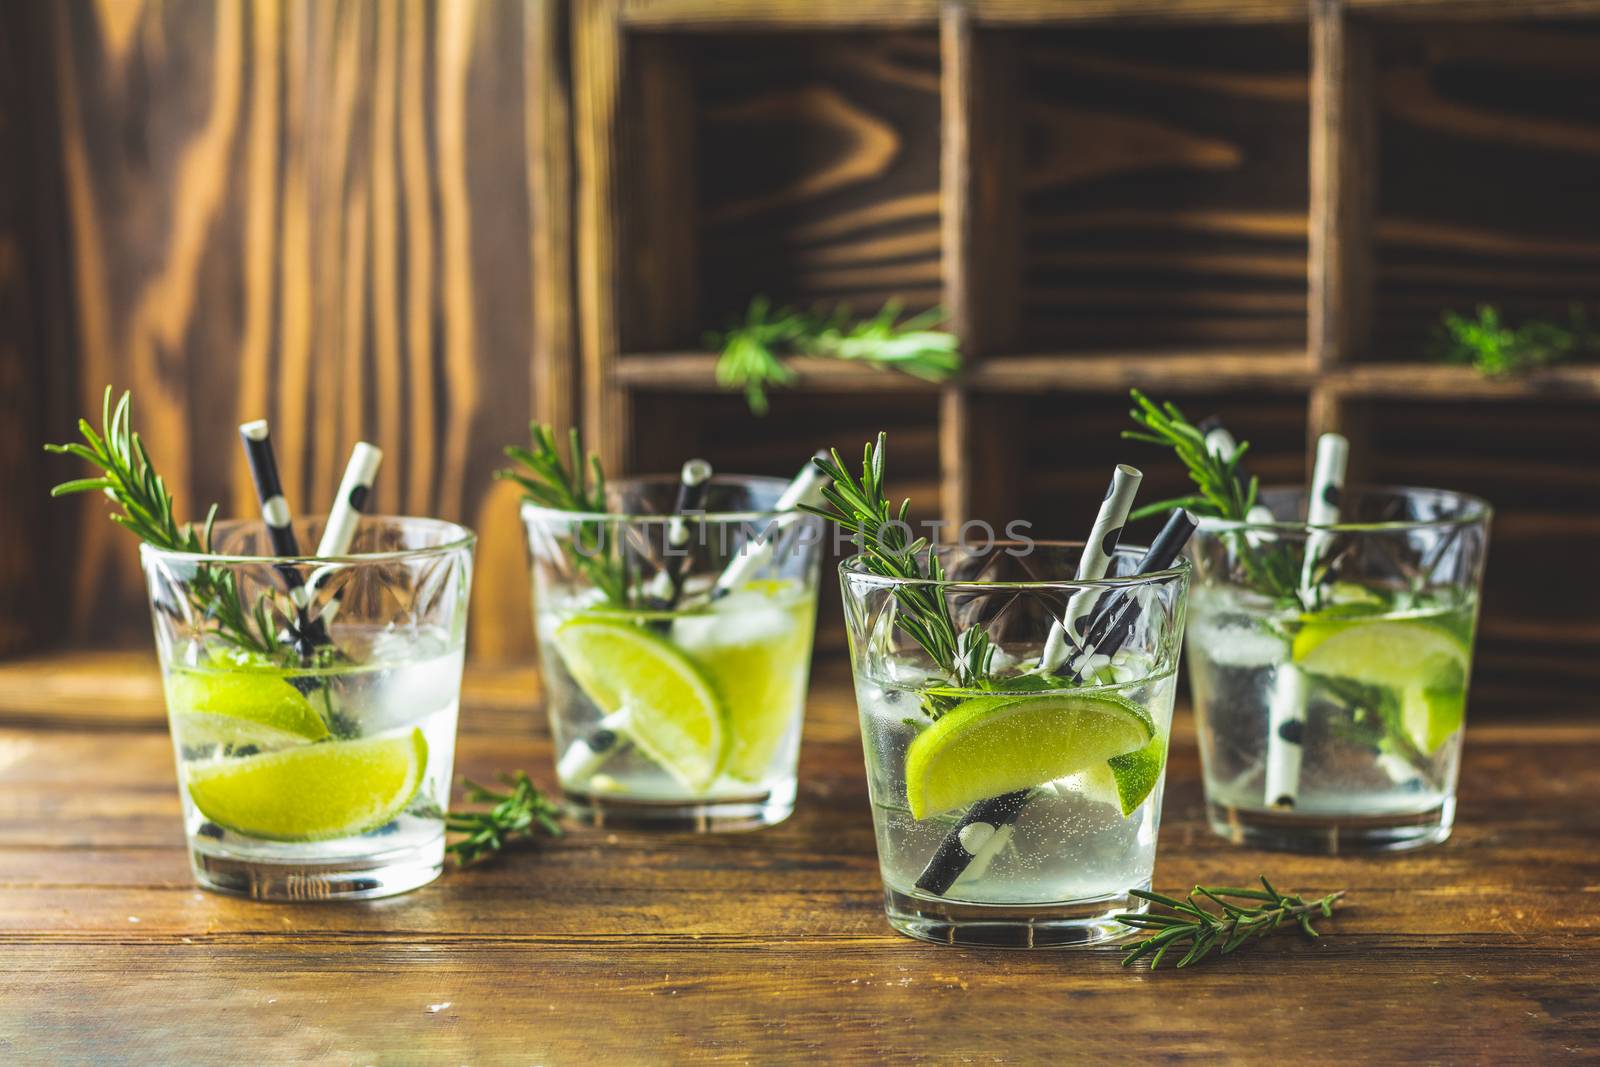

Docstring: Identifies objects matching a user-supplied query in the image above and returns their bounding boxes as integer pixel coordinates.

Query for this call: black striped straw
[914,508,1199,897]
[306,442,384,625]
[1264,431,1349,809]
[238,419,325,654]
[1039,464,1142,672]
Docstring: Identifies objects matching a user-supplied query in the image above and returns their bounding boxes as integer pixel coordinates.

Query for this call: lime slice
[1293,619,1470,753]
[672,582,815,782]
[187,728,427,841]
[904,693,1155,820]
[167,669,330,748]
[554,619,727,791]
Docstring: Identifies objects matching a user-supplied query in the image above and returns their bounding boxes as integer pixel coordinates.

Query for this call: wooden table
[2,653,1596,1064]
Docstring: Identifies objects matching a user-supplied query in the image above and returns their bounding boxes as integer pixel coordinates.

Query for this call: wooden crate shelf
[574,0,1600,693]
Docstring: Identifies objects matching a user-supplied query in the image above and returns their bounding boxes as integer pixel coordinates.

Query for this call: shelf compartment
[1367,20,1600,359]
[1011,22,1311,353]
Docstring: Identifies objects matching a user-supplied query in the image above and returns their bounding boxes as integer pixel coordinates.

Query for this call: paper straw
[316,442,383,558]
[1038,464,1142,672]
[652,459,714,608]
[306,442,384,624]
[708,452,831,600]
[563,455,828,787]
[1264,432,1349,809]
[239,419,325,652]
[915,509,1198,897]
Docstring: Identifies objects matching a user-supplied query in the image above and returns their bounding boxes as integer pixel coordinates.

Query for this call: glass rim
[839,541,1190,592]
[1193,484,1492,535]
[519,473,805,526]
[138,514,477,566]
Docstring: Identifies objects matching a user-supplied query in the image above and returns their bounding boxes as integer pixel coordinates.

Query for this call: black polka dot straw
[315,442,383,559]
[916,508,1198,897]
[1038,464,1143,672]
[1265,431,1350,809]
[305,442,384,626]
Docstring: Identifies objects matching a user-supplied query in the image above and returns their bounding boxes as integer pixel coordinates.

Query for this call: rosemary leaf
[1116,877,1345,970]
[711,298,962,415]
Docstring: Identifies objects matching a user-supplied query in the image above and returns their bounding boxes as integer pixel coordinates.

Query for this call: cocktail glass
[841,542,1190,947]
[142,515,474,900]
[524,475,823,831]
[1186,486,1490,852]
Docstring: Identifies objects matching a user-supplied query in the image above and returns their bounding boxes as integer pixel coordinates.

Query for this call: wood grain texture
[0,1,77,657]
[1,660,1596,1063]
[1309,0,1375,369]
[690,31,944,332]
[1369,19,1600,357]
[1015,22,1311,352]
[11,0,569,665]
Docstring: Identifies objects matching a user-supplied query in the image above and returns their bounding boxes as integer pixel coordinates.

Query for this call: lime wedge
[1069,736,1167,817]
[904,693,1155,820]
[167,669,330,747]
[672,581,815,782]
[187,729,428,841]
[1293,619,1470,753]
[554,619,727,790]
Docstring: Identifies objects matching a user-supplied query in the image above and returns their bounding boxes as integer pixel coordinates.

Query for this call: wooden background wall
[0,0,572,663]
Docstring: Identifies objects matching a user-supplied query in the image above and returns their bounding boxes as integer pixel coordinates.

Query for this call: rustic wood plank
[1308,0,1375,369]
[618,0,941,28]
[1,668,1597,1061]
[975,0,1311,22]
[572,0,629,472]
[12,0,557,665]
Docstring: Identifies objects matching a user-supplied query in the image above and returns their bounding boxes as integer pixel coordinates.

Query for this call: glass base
[190,836,445,900]
[561,777,796,833]
[1206,798,1455,854]
[882,883,1147,948]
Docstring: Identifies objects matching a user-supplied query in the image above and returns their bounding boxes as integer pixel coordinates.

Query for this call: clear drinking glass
[841,543,1190,948]
[141,516,474,900]
[524,475,823,832]
[1186,486,1490,852]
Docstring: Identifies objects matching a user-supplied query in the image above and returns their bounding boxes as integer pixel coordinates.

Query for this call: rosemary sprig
[802,434,992,693]
[498,423,626,604]
[1116,877,1345,970]
[1122,389,1258,522]
[711,297,961,415]
[444,771,563,866]
[44,387,278,655]
[1122,390,1298,601]
[1432,304,1598,378]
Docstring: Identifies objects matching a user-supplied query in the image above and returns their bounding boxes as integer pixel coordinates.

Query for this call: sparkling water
[165,625,462,868]
[857,670,1177,908]
[538,579,815,811]
[1187,584,1474,820]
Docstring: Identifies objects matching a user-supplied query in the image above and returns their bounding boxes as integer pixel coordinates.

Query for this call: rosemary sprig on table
[712,298,962,415]
[44,388,278,655]
[802,435,993,696]
[498,423,626,605]
[1116,877,1345,970]
[1432,304,1598,378]
[444,772,564,866]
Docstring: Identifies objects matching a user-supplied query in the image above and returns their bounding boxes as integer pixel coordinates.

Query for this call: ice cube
[1187,614,1289,668]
